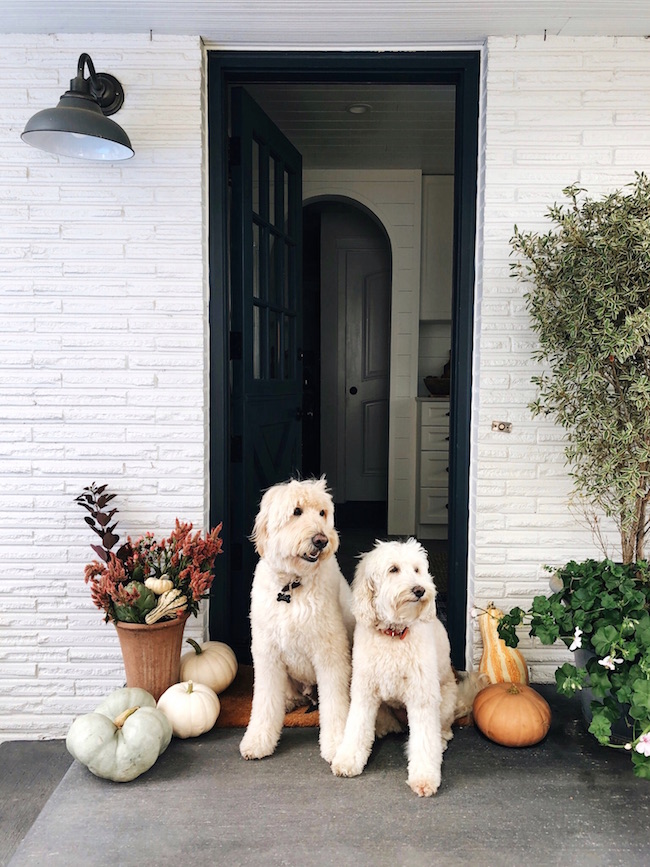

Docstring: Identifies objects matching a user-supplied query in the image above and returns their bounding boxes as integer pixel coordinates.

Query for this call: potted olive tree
[511,172,650,564]
[500,175,650,777]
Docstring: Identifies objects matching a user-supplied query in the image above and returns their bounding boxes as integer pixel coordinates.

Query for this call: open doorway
[302,198,392,579]
[208,51,480,668]
[302,199,391,503]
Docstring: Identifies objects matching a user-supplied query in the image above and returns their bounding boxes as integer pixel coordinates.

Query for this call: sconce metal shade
[21,53,134,161]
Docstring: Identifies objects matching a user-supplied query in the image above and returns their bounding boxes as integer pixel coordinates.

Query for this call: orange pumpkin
[478,603,529,684]
[473,682,551,747]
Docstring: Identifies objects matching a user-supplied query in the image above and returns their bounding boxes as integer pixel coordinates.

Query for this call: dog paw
[440,728,454,752]
[319,724,347,763]
[408,777,439,797]
[239,731,277,760]
[331,750,365,778]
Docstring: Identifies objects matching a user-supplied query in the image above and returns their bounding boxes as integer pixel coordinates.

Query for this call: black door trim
[208,50,480,668]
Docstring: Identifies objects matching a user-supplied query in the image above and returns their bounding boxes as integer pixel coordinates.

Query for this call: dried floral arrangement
[76,483,223,625]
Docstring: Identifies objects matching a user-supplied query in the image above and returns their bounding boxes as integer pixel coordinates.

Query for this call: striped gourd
[478,604,529,684]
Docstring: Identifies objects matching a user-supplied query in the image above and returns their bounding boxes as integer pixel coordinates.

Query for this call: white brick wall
[3,32,650,738]
[471,35,650,679]
[0,33,207,739]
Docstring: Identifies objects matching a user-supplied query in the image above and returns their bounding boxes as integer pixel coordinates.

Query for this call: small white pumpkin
[144,575,174,595]
[179,638,237,694]
[157,680,220,738]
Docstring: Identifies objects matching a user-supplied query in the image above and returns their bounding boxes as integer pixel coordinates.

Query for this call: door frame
[207,50,480,668]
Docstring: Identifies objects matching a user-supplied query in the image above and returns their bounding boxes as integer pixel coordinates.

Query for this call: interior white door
[340,243,391,500]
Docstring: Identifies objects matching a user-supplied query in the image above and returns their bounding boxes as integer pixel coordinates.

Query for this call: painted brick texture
[0,34,207,739]
[471,35,650,679]
[3,32,650,739]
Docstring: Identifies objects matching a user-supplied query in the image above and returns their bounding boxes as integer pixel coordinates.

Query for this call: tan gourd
[478,603,529,684]
[473,682,551,747]
[144,588,187,624]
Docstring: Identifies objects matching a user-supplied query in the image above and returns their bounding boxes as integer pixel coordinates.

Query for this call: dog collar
[277,580,301,603]
[382,626,409,639]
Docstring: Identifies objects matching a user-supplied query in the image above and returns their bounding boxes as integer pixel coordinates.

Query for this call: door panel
[342,246,391,501]
[229,87,303,658]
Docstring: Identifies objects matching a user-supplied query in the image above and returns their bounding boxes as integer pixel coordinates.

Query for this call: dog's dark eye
[293,507,302,516]
[319,509,326,517]
[389,565,400,574]
[414,567,420,573]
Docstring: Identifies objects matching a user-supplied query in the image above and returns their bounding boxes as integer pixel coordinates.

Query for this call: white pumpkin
[157,680,220,738]
[144,576,174,595]
[179,638,237,694]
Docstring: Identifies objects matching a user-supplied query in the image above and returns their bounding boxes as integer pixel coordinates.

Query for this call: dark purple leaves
[102,531,119,549]
[76,482,123,562]
[91,544,109,563]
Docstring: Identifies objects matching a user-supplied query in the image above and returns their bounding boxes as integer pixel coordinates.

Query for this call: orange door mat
[215,665,319,728]
[215,665,474,729]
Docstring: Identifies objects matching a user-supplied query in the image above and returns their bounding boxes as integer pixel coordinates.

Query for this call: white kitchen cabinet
[416,398,450,539]
[419,175,454,321]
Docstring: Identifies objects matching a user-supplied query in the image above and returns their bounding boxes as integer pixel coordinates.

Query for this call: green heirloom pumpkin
[113,581,157,623]
[66,686,172,782]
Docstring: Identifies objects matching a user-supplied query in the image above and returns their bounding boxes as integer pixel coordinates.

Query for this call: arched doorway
[302,198,392,533]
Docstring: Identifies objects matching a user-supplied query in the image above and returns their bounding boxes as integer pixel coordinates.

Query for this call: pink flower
[635,733,650,757]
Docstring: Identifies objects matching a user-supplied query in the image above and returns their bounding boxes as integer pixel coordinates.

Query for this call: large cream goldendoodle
[331,538,458,797]
[240,477,354,763]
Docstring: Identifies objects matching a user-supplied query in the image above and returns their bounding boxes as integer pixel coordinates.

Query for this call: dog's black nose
[312,534,328,550]
[412,585,426,599]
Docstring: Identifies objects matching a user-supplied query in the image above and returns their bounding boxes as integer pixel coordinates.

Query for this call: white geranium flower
[598,654,623,671]
[569,627,583,651]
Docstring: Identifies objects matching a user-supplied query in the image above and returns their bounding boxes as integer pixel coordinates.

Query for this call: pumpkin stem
[186,680,194,694]
[113,706,139,728]
[186,638,203,655]
[507,684,522,695]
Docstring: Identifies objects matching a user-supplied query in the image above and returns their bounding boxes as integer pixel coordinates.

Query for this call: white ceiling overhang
[2,1,650,42]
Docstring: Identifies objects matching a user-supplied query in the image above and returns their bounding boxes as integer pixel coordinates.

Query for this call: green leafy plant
[510,173,650,562]
[498,559,650,778]
[76,483,223,625]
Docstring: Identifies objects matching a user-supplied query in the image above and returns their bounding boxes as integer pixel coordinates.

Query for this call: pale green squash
[66,687,173,782]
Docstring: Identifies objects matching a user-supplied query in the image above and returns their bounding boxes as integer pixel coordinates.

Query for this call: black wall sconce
[21,52,134,161]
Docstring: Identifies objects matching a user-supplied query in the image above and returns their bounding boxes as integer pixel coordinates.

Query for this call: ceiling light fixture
[346,103,372,115]
[21,52,134,161]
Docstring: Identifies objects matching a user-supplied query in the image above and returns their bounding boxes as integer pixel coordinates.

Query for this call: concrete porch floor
[3,686,649,867]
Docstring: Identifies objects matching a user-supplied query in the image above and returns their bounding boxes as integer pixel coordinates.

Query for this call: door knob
[349,386,358,395]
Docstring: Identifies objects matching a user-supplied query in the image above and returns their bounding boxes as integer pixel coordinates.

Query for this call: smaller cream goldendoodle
[240,477,354,763]
[331,538,459,797]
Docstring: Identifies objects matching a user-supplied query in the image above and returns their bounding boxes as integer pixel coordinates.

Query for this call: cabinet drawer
[419,490,449,524]
[420,456,449,489]
[420,402,450,427]
[420,426,450,452]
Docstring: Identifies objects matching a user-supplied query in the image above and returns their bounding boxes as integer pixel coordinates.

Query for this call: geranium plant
[498,559,650,778]
[76,483,223,625]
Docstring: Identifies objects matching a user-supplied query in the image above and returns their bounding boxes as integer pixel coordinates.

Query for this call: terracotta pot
[114,612,190,701]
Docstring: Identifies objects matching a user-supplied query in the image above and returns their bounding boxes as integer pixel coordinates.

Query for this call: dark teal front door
[229,87,303,659]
